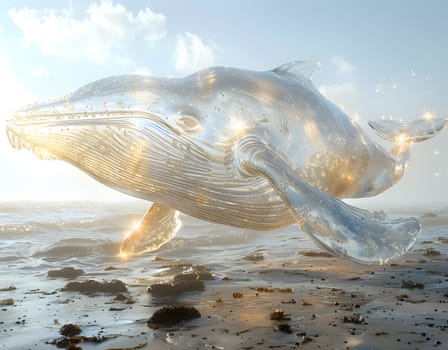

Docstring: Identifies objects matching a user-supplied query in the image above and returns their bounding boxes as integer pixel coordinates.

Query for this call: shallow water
[0,201,307,348]
[1,202,447,349]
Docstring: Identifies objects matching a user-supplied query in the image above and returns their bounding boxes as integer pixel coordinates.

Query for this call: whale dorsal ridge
[272,61,321,81]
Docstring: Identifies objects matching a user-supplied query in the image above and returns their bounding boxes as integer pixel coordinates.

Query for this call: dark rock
[52,337,81,349]
[48,267,85,279]
[147,306,201,329]
[47,334,113,349]
[60,323,81,337]
[0,298,14,306]
[376,331,388,336]
[109,307,125,311]
[232,292,244,298]
[147,265,212,297]
[173,273,200,281]
[421,212,438,218]
[401,280,424,289]
[242,253,264,262]
[61,279,127,294]
[270,309,291,321]
[277,324,292,333]
[281,299,297,304]
[154,256,170,261]
[300,250,334,258]
[343,314,364,324]
[396,293,426,303]
[422,248,441,257]
[190,265,214,281]
[114,293,127,301]
[148,279,204,296]
[158,262,214,280]
[0,286,16,292]
[299,336,313,345]
[250,286,274,293]
[104,266,117,271]
[437,237,448,244]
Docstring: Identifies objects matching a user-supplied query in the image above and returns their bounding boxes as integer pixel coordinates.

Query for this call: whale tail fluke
[368,116,447,144]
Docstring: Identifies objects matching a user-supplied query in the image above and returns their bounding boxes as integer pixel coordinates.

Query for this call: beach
[0,202,447,349]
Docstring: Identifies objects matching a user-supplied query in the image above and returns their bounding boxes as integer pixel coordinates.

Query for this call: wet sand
[1,215,447,349]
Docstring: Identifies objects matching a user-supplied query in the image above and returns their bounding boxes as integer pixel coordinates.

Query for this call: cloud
[175,32,215,73]
[30,66,48,78]
[133,66,152,75]
[319,81,358,109]
[0,53,128,201]
[0,54,35,159]
[9,0,166,63]
[331,56,354,73]
[0,56,34,119]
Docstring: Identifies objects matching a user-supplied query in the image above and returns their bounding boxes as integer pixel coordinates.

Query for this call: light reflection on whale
[5,61,447,264]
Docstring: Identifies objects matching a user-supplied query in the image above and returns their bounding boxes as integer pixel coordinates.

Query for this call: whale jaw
[6,111,177,200]
[5,107,161,163]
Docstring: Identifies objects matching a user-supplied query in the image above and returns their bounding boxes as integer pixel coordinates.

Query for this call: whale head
[5,75,213,200]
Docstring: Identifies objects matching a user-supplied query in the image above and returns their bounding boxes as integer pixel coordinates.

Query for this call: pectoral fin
[119,203,181,257]
[235,136,420,265]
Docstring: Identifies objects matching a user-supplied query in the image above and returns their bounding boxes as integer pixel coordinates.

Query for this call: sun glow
[118,220,142,260]
[304,121,320,139]
[118,250,129,261]
[392,132,412,155]
[423,112,434,121]
[394,133,410,146]
[132,220,141,232]
[229,117,248,137]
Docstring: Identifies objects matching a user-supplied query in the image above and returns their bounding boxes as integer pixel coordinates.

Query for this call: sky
[0,0,446,204]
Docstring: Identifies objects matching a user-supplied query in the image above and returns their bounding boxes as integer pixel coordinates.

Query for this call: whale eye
[176,115,203,135]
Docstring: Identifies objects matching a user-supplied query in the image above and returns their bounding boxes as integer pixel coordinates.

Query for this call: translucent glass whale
[5,61,447,264]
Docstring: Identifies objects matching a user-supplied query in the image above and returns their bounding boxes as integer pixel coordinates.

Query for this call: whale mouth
[5,74,173,160]
[6,103,163,161]
[6,116,58,160]
[5,110,154,161]
[5,99,195,203]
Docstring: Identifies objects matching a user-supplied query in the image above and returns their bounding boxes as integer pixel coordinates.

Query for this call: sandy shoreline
[1,216,447,349]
